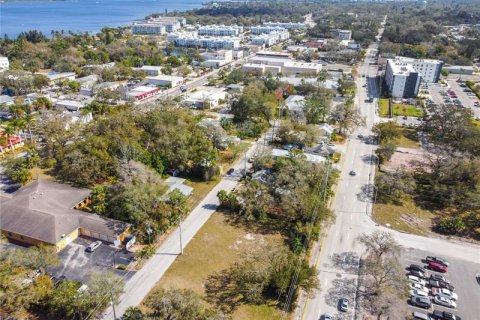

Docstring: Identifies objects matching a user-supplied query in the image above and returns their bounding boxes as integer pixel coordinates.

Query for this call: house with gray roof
[0,180,129,251]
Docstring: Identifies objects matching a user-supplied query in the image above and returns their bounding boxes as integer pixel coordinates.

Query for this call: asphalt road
[402,248,480,320]
[297,16,480,320]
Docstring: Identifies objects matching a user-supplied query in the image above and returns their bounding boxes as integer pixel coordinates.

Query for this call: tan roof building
[0,180,129,251]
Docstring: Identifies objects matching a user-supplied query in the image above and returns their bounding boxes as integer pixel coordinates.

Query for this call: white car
[408,275,426,286]
[435,288,458,301]
[409,282,428,293]
[410,289,429,298]
[433,295,456,308]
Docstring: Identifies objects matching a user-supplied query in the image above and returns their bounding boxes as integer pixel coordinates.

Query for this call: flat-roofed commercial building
[394,56,443,83]
[332,29,352,40]
[146,75,184,87]
[125,86,160,101]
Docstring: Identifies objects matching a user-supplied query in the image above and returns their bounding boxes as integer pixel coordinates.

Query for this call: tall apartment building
[132,16,186,35]
[395,56,443,83]
[385,59,421,98]
[198,25,243,36]
[263,21,306,30]
[167,33,241,49]
[332,29,352,40]
[385,56,443,98]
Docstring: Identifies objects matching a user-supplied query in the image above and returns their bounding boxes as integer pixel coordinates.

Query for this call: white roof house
[55,99,87,112]
[146,75,184,87]
[271,148,326,163]
[285,95,305,112]
[183,90,227,109]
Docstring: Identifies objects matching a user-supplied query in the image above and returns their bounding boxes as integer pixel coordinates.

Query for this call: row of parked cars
[408,256,462,320]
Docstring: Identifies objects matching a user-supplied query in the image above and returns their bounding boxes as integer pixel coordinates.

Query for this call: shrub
[436,216,466,235]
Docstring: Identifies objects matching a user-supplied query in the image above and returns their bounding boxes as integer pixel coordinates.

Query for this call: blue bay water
[0,0,204,38]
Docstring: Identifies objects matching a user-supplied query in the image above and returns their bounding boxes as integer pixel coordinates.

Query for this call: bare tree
[358,231,401,260]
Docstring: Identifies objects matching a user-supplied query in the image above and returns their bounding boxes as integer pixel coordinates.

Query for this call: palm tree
[3,124,15,150]
[23,114,35,143]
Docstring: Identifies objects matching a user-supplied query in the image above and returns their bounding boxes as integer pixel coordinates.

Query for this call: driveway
[49,237,135,283]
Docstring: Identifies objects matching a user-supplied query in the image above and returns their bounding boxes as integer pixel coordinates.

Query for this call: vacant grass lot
[373,197,435,235]
[379,98,423,117]
[142,212,285,320]
[395,128,419,148]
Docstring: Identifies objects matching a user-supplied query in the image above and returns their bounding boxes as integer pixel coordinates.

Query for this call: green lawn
[373,197,435,236]
[142,212,285,320]
[379,98,424,117]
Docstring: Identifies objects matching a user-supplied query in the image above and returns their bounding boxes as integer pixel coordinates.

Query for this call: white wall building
[251,31,290,47]
[282,61,322,76]
[146,75,184,87]
[198,25,243,36]
[250,26,287,34]
[136,65,163,76]
[0,57,9,72]
[394,56,443,83]
[132,16,186,34]
[385,59,421,98]
[263,22,306,30]
[167,33,241,49]
[183,90,227,109]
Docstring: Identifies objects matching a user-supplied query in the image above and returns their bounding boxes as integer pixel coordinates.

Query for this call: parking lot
[49,237,135,283]
[401,247,480,319]
[429,80,480,117]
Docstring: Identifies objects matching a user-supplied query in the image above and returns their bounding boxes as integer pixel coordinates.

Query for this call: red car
[429,261,447,273]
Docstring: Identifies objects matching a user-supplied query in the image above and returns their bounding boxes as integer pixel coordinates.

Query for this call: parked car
[410,289,429,298]
[430,274,449,283]
[428,261,447,273]
[410,269,427,279]
[408,275,427,286]
[429,279,455,291]
[433,295,456,308]
[85,240,102,253]
[322,314,333,320]
[432,287,458,301]
[227,168,235,175]
[410,296,432,309]
[410,264,426,273]
[432,310,462,320]
[339,298,349,312]
[409,282,428,293]
[349,170,357,176]
[426,256,448,266]
[413,311,433,320]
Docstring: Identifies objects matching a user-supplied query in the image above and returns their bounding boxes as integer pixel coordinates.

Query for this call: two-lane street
[299,16,480,320]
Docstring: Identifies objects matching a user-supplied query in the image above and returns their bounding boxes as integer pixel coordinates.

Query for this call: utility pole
[110,291,117,320]
[244,148,247,178]
[179,215,183,255]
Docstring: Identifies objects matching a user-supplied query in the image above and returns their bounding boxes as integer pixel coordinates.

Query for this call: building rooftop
[387,59,418,75]
[0,180,127,244]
